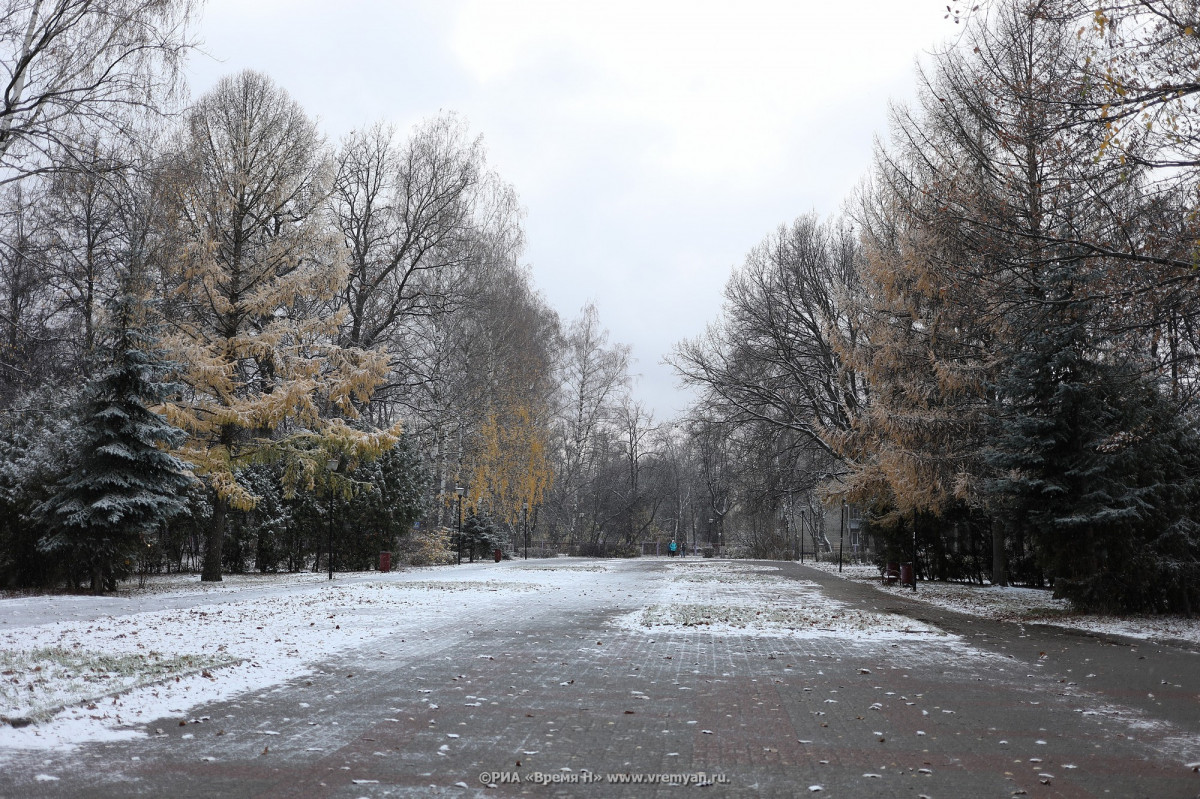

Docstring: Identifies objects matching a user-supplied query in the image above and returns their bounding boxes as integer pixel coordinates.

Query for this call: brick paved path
[2,559,1197,798]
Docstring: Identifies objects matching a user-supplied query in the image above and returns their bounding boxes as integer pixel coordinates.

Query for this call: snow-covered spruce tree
[38,293,194,593]
[460,510,500,562]
[0,388,80,588]
[220,463,291,574]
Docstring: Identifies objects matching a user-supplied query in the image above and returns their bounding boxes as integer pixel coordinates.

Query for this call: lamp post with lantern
[327,456,340,581]
[800,509,806,563]
[838,498,846,573]
[455,485,465,565]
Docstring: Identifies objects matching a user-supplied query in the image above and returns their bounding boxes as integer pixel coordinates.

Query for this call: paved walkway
[788,562,1200,732]
[1,559,1197,798]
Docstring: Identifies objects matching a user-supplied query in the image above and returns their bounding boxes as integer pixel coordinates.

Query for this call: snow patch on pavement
[614,561,949,640]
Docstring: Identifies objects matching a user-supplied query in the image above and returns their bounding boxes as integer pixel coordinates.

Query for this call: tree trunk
[202,495,227,582]
[991,516,1008,587]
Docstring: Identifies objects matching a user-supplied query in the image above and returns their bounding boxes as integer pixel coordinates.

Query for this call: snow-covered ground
[0,564,550,752]
[803,559,1200,646]
[614,560,949,640]
[5,556,1195,761]
[0,558,959,756]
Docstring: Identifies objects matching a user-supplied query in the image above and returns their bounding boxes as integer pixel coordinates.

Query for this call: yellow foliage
[468,402,555,525]
[403,526,456,566]
[836,205,997,519]
[160,246,395,508]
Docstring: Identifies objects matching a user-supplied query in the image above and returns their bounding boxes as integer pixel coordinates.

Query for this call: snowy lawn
[0,570,333,604]
[0,565,549,750]
[802,559,1200,646]
[114,570,334,597]
[618,560,948,639]
[0,648,232,722]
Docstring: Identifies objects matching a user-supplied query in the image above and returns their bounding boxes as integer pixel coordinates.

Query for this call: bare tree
[688,414,731,552]
[36,140,132,370]
[0,0,197,184]
[329,115,490,353]
[548,302,630,541]
[0,180,56,400]
[671,213,864,463]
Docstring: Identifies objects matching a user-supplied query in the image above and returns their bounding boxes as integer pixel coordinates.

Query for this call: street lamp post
[327,457,339,581]
[523,501,529,560]
[786,491,793,562]
[455,485,465,565]
[912,516,918,593]
[838,498,846,573]
[800,509,806,564]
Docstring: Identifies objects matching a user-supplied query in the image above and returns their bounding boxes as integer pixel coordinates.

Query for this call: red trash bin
[379,551,391,572]
[493,548,502,563]
[900,562,914,586]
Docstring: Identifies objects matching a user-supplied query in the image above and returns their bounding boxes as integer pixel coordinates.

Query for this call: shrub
[403,526,455,566]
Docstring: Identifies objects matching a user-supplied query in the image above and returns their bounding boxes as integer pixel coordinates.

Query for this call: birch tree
[461,261,558,532]
[548,302,630,541]
[0,0,196,183]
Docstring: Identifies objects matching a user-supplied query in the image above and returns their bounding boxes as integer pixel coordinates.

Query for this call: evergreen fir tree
[38,294,193,593]
[0,390,79,588]
[984,262,1200,611]
[460,510,500,562]
[343,435,430,567]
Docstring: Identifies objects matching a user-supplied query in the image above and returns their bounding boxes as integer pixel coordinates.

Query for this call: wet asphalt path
[793,563,1200,734]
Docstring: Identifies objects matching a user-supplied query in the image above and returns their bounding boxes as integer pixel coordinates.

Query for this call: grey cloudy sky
[185,1,957,420]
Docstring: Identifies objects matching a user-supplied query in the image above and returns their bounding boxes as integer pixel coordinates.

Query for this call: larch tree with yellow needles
[158,70,395,582]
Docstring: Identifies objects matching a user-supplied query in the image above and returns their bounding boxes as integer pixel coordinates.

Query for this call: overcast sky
[185,1,957,420]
